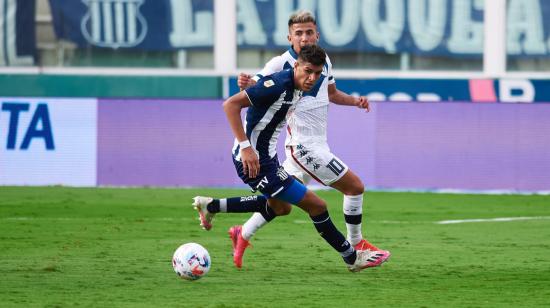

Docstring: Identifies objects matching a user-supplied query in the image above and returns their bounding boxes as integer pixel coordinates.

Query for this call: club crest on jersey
[263,80,275,88]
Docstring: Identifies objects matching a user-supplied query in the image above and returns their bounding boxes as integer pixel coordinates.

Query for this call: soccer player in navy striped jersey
[193,11,390,269]
[207,45,388,272]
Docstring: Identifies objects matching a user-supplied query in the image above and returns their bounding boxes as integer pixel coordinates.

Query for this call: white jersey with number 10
[252,47,335,147]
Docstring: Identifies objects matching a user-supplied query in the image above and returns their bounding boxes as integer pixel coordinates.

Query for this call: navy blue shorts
[233,155,307,204]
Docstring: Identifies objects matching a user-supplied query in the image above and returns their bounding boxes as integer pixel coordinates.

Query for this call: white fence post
[214,0,237,75]
[483,0,507,77]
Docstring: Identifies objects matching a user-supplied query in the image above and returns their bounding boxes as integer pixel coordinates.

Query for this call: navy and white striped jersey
[252,47,335,146]
[233,68,302,162]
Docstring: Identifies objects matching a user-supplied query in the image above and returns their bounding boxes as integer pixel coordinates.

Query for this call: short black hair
[297,45,326,67]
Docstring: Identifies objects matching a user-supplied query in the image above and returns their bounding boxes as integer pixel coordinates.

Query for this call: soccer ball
[172,243,211,280]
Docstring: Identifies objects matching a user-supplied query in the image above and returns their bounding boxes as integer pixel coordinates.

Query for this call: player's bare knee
[268,199,292,216]
[347,174,365,195]
[332,170,365,195]
[274,204,292,216]
[347,183,364,195]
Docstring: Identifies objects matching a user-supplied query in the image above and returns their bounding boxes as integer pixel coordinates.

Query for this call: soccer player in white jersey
[193,11,389,268]
[218,45,388,272]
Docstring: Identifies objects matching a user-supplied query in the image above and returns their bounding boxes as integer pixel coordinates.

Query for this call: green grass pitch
[1,187,549,307]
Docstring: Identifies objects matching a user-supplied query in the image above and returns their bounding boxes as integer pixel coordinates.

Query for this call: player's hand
[356,96,370,112]
[237,73,256,90]
[240,147,260,178]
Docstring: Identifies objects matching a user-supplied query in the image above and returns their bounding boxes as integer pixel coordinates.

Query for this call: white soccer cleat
[347,249,391,273]
[192,196,215,231]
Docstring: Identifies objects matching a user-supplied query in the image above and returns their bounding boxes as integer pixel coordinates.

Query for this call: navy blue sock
[257,199,277,222]
[311,210,356,265]
[207,196,276,222]
[206,199,220,212]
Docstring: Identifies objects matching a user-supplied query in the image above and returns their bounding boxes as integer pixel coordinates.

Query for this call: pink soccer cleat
[354,239,391,260]
[347,249,391,272]
[228,225,251,268]
[354,238,380,251]
[192,196,215,230]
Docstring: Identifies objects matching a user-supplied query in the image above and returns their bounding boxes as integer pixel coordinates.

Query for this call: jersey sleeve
[244,77,284,108]
[252,56,284,82]
[326,55,336,85]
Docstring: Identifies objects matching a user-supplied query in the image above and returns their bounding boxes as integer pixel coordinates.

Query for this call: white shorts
[283,144,349,186]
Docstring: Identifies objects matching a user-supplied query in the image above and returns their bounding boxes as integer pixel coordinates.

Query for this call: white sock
[241,213,268,240]
[343,194,363,246]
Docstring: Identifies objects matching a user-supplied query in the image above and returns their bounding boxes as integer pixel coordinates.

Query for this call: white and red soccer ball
[172,243,211,280]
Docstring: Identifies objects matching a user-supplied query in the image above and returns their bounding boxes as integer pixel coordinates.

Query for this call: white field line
[436,216,550,224]
[296,216,550,225]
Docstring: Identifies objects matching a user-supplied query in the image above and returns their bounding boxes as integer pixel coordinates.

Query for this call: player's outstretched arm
[327,84,370,112]
[222,92,260,178]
